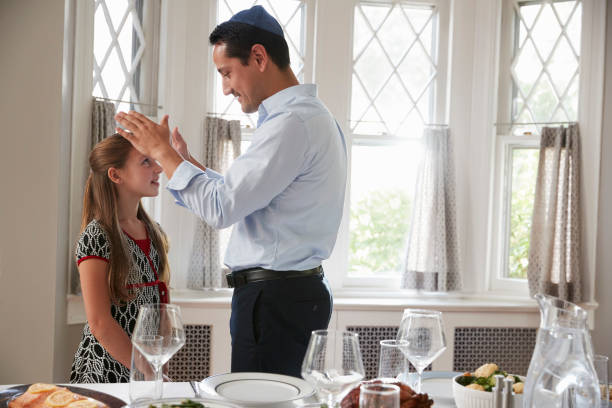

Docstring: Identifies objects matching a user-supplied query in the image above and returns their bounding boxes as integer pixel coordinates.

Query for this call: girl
[70,134,170,383]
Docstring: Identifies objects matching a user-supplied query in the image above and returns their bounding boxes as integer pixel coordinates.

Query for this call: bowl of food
[452,364,524,408]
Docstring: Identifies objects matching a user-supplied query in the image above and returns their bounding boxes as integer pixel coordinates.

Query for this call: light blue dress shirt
[167,84,347,272]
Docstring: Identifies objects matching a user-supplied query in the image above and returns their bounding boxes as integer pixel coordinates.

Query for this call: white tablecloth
[0,375,458,407]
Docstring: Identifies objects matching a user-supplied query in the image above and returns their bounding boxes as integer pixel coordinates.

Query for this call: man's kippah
[229,5,284,38]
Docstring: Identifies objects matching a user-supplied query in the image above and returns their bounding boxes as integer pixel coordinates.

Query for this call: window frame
[322,0,451,289]
[488,0,605,297]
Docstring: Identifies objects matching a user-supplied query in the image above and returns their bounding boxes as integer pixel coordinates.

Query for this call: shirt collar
[257,84,317,127]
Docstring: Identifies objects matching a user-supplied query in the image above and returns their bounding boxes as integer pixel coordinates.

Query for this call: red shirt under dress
[76,228,168,304]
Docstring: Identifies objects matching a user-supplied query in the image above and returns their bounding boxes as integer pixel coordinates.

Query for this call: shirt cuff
[166,161,205,207]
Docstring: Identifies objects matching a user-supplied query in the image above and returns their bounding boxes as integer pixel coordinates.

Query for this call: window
[347,1,448,279]
[92,0,161,116]
[213,0,309,128]
[492,0,582,286]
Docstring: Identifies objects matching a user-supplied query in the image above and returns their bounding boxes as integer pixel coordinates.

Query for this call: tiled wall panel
[168,324,211,381]
[453,327,537,376]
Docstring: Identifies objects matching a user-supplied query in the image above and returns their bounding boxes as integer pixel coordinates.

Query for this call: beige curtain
[187,117,241,289]
[401,126,461,292]
[91,98,116,146]
[527,124,582,302]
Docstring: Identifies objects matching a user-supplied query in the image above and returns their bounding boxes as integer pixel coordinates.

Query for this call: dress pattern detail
[70,220,162,383]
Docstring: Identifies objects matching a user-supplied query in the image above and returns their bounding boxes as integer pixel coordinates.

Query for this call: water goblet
[301,330,365,408]
[396,309,446,393]
[129,334,163,403]
[132,303,186,398]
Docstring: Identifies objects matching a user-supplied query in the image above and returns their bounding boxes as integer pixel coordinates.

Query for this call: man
[114,5,347,377]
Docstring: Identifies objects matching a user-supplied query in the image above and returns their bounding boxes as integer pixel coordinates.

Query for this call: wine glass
[301,330,365,408]
[132,303,186,397]
[396,309,446,393]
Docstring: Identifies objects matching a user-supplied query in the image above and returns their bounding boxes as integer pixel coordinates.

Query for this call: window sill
[67,289,598,325]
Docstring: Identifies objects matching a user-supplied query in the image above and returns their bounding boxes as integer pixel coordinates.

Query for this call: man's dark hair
[209,21,290,69]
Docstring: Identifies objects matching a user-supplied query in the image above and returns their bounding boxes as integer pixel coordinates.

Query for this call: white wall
[592,2,612,373]
[0,0,81,383]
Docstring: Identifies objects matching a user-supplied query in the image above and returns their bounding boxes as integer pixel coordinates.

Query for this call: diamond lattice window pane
[529,76,558,122]
[513,40,542,97]
[377,74,412,135]
[355,41,393,98]
[92,0,155,112]
[353,8,372,58]
[100,47,125,100]
[106,0,129,32]
[403,6,434,33]
[547,37,578,97]
[398,42,435,100]
[351,74,370,124]
[360,4,391,32]
[530,5,561,60]
[214,0,307,128]
[510,0,581,131]
[351,2,436,136]
[377,9,416,66]
[567,4,582,51]
[553,1,576,25]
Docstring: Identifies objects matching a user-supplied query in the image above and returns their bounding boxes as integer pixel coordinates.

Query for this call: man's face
[213,43,263,114]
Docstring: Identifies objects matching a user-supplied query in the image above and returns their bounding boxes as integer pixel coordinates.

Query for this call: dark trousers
[229,273,333,378]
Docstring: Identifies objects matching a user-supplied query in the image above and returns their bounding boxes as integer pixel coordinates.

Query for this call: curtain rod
[95,96,162,109]
[495,121,577,126]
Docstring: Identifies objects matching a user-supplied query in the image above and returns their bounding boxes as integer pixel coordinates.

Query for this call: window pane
[511,0,581,135]
[351,3,437,137]
[348,143,420,276]
[214,0,307,127]
[507,148,539,279]
[92,0,151,111]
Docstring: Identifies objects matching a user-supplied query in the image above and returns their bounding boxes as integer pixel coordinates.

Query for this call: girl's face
[113,148,162,198]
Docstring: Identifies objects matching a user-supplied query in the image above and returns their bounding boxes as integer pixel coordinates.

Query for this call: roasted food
[341,380,434,408]
[8,384,108,408]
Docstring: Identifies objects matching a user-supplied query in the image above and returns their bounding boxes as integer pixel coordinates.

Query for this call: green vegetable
[148,400,209,408]
[456,376,476,386]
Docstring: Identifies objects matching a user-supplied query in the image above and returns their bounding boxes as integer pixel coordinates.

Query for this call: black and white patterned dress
[70,219,167,383]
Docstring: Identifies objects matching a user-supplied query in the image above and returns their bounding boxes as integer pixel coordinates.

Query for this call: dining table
[0,372,459,408]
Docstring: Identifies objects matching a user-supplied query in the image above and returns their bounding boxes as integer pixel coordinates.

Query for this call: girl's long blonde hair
[81,134,170,304]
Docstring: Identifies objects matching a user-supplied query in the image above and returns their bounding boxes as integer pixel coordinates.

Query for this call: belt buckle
[226,273,235,288]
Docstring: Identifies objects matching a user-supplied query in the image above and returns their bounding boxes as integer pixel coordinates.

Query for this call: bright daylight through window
[502,0,581,279]
[349,2,439,277]
[92,0,159,114]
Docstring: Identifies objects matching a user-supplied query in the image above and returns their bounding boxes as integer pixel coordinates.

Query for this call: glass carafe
[524,294,600,407]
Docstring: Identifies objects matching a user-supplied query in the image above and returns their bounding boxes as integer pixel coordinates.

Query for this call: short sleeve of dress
[76,220,111,266]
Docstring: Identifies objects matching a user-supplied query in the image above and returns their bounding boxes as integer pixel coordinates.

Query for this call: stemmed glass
[396,309,446,393]
[132,303,186,397]
[301,330,365,408]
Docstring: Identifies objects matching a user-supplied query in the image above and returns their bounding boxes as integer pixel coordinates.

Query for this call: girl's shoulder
[76,219,111,264]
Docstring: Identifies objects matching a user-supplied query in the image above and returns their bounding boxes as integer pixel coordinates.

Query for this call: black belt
[226,266,323,288]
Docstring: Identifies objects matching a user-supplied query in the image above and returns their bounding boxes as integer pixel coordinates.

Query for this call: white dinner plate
[421,371,460,407]
[196,372,315,406]
[126,397,240,408]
